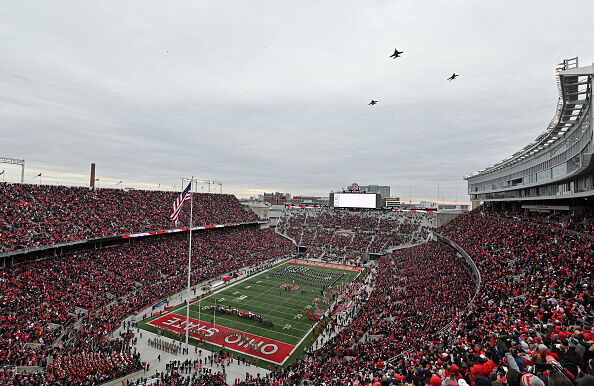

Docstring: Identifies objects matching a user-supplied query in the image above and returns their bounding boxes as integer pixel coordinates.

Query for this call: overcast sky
[1,1,593,201]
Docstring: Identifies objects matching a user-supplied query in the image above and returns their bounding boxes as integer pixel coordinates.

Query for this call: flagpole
[185,176,193,349]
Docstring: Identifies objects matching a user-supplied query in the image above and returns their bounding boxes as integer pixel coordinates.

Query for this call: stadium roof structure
[466,58,592,178]
[465,57,594,202]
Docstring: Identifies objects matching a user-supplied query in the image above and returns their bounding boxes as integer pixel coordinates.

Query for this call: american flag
[170,181,192,227]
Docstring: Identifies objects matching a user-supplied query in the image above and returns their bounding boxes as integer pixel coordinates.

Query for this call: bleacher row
[242,209,593,385]
[0,183,259,253]
[0,184,293,385]
[1,182,593,386]
[276,208,432,262]
[1,228,293,385]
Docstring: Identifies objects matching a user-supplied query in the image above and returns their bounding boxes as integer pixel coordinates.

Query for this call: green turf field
[136,259,362,368]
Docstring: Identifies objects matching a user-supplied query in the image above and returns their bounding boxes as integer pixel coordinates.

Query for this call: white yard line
[216,276,312,340]
[182,309,307,340]
[145,257,361,367]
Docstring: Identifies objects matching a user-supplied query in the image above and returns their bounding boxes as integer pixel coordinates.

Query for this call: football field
[136,259,363,368]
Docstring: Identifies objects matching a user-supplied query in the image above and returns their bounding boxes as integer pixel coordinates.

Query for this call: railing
[386,233,481,364]
[432,232,481,337]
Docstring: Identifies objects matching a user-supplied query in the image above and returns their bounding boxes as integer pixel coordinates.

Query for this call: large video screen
[332,193,378,209]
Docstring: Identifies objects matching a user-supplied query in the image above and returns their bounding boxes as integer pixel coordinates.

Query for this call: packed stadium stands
[276,208,432,262]
[0,184,258,253]
[237,209,593,385]
[0,227,292,384]
[2,182,594,386]
[0,184,291,385]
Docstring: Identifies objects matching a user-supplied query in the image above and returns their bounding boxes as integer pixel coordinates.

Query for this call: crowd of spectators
[276,208,432,263]
[4,181,593,386]
[480,205,594,236]
[239,208,593,385]
[133,356,232,385]
[242,241,474,385]
[0,226,292,384]
[0,183,258,253]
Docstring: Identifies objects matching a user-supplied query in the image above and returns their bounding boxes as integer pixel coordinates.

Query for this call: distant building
[418,201,469,211]
[289,196,329,206]
[382,198,401,208]
[437,203,470,211]
[360,185,390,199]
[418,201,438,209]
[263,192,288,205]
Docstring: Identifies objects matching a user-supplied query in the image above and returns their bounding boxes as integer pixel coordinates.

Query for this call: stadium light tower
[0,157,25,183]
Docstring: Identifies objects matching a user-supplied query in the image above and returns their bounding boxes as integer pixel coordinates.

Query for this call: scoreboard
[329,193,381,209]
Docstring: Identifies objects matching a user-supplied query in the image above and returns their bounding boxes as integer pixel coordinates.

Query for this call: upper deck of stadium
[465,57,594,202]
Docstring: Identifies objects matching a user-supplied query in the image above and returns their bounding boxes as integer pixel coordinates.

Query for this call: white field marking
[275,263,361,365]
[144,257,295,321]
[280,317,321,366]
[195,296,313,330]
[192,273,315,324]
[188,303,311,333]
[199,290,315,321]
[216,269,327,339]
[155,257,360,367]
[185,257,349,308]
[165,315,295,368]
[223,274,335,314]
[231,278,312,336]
[197,300,311,329]
[183,310,307,340]
[187,276,358,331]
[164,258,357,326]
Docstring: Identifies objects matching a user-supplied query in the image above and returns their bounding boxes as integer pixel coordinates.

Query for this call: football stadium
[2,3,594,386]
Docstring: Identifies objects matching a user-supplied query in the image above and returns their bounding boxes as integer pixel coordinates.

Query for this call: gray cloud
[1,0,593,201]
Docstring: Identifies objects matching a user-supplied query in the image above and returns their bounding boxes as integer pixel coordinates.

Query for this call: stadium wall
[432,232,481,302]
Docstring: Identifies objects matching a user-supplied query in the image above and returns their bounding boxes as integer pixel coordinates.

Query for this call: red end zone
[147,314,295,365]
[289,259,364,272]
